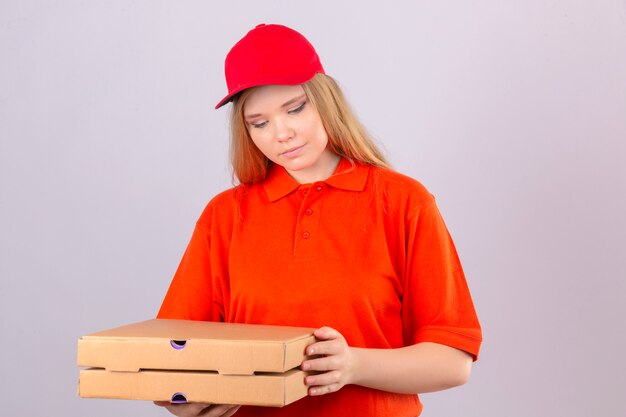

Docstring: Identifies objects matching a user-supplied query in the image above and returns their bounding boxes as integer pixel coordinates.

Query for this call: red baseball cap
[215,24,325,109]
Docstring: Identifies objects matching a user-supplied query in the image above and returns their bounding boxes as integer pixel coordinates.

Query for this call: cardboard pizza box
[79,368,309,407]
[77,319,317,375]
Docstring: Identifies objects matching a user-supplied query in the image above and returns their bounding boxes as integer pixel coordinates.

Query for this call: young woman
[155,23,482,417]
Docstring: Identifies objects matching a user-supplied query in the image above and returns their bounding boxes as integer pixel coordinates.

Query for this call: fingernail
[302,362,309,370]
[310,389,317,395]
[308,348,315,354]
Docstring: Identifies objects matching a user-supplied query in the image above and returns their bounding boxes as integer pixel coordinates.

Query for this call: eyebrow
[244,94,307,119]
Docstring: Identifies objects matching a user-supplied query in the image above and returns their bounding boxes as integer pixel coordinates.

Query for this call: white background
[1,1,625,416]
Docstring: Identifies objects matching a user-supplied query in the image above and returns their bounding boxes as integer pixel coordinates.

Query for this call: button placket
[293,183,325,258]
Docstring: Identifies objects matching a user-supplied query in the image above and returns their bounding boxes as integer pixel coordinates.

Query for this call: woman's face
[243,84,340,184]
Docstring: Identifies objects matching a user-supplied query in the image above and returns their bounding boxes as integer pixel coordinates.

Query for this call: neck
[286,151,341,184]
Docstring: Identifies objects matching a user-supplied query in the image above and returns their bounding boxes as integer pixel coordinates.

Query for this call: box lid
[77,319,316,375]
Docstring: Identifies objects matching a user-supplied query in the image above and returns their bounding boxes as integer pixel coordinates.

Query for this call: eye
[250,120,268,129]
[288,101,306,114]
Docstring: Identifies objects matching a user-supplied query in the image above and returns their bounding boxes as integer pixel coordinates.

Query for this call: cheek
[248,131,270,150]
[303,117,328,143]
[313,123,329,146]
[248,132,278,162]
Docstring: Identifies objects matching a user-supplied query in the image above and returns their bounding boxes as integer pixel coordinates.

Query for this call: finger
[302,354,340,372]
[309,383,341,396]
[305,370,341,387]
[200,404,240,417]
[306,340,343,357]
[221,405,242,417]
[313,326,340,340]
[161,402,210,416]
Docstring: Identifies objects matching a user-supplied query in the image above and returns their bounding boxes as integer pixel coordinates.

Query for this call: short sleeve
[157,220,224,322]
[401,198,482,360]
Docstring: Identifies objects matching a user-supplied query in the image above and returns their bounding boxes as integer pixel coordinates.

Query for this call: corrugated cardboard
[79,368,308,407]
[77,319,316,374]
[77,319,316,406]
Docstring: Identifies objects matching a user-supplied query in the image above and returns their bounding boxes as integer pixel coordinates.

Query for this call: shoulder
[195,184,262,230]
[369,165,435,210]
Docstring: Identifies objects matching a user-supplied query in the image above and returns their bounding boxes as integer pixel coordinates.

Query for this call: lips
[280,144,305,158]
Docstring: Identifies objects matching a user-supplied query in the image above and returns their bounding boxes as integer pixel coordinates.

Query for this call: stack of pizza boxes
[77,319,315,406]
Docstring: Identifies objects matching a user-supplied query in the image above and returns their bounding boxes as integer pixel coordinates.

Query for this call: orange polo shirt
[158,158,482,416]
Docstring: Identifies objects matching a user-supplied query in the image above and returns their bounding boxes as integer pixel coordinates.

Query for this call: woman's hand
[301,327,358,396]
[301,328,473,396]
[154,401,240,417]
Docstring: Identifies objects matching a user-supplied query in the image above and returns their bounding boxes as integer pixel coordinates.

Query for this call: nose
[273,117,294,142]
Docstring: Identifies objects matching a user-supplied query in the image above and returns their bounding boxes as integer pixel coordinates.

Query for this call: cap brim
[214,71,322,109]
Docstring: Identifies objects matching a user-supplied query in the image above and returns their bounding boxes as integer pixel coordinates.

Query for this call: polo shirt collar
[263,158,370,202]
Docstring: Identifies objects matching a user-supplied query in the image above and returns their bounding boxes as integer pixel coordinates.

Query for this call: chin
[281,159,312,171]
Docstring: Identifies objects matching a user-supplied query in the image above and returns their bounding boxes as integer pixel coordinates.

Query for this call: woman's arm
[302,327,473,396]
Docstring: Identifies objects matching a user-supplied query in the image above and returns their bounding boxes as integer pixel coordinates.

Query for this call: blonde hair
[229,73,389,185]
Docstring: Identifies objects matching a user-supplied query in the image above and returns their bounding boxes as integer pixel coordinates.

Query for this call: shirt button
[302,231,310,239]
[316,186,323,191]
[305,209,313,215]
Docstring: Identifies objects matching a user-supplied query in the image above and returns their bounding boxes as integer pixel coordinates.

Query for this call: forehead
[244,84,306,114]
